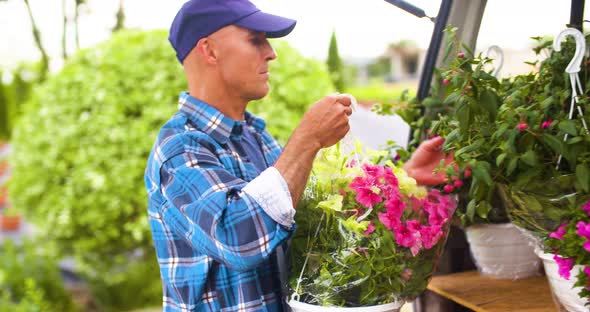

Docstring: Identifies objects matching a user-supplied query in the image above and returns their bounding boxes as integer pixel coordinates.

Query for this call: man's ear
[195,38,217,65]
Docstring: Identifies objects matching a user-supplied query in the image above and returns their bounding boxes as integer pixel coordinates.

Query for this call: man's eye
[250,38,264,45]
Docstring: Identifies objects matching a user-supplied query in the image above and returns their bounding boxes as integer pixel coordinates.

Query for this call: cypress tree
[327,30,345,92]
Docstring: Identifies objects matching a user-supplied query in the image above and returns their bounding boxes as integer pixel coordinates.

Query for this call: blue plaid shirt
[145,92,295,312]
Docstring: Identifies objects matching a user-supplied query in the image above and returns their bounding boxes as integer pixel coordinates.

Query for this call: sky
[0,0,588,70]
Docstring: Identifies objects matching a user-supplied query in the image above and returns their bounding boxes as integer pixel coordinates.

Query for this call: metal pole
[416,0,453,102]
[570,0,585,31]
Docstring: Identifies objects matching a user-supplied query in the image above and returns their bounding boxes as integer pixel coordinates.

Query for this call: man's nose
[264,40,277,61]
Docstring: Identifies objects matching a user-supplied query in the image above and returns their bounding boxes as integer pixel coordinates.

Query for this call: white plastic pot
[465,223,541,279]
[288,300,403,312]
[535,249,587,312]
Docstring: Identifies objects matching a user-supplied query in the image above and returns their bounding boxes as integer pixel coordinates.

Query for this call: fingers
[420,136,445,152]
[334,94,352,106]
[343,106,353,116]
[415,171,448,186]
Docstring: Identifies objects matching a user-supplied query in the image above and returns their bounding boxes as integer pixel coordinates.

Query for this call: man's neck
[188,82,247,121]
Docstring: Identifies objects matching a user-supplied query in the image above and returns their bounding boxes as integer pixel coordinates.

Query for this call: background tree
[74,0,86,49]
[62,0,68,60]
[22,0,49,81]
[112,0,125,33]
[327,30,345,92]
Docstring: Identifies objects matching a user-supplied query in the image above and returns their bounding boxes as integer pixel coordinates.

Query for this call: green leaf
[520,194,544,212]
[540,96,554,109]
[456,103,471,132]
[478,71,496,81]
[520,150,537,166]
[576,164,590,192]
[317,194,344,212]
[507,157,519,175]
[567,136,584,144]
[473,161,493,186]
[543,134,563,154]
[496,153,507,167]
[478,89,498,120]
[476,201,492,219]
[422,97,443,108]
[466,199,476,222]
[456,142,482,156]
[559,120,578,136]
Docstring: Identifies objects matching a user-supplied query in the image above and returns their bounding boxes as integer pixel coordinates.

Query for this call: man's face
[209,26,277,101]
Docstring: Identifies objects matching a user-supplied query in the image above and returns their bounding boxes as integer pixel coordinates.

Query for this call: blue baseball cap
[169,0,297,63]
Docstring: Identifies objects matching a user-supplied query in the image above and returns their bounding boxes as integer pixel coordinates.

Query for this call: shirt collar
[177,92,267,145]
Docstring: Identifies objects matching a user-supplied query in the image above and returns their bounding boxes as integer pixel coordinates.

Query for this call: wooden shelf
[427,271,556,312]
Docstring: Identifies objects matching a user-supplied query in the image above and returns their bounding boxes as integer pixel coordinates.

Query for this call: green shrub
[250,40,335,144]
[0,240,78,312]
[345,83,415,106]
[10,29,181,310]
[0,62,41,141]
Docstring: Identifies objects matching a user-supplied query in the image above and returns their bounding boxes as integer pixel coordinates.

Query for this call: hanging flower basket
[289,144,457,309]
[465,223,541,279]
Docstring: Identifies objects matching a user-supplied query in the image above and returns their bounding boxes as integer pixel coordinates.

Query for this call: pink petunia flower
[424,204,450,227]
[362,164,386,180]
[541,119,553,129]
[378,212,400,231]
[364,222,375,236]
[554,255,575,280]
[384,195,406,219]
[576,221,590,239]
[394,221,423,256]
[549,223,568,240]
[420,225,443,249]
[350,176,382,208]
[582,200,590,217]
[584,266,590,279]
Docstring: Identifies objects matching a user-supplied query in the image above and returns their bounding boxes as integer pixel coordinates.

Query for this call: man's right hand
[292,94,353,150]
[273,94,353,209]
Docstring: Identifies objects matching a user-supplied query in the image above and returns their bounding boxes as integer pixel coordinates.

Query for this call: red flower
[443,184,454,193]
[517,122,528,131]
[457,52,465,58]
[453,180,464,188]
[541,119,552,129]
[442,78,450,85]
[463,169,472,178]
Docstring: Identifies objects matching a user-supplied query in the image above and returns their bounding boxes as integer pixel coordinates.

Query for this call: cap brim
[234,11,296,38]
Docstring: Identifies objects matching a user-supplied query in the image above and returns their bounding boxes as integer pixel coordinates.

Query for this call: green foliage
[290,144,454,306]
[0,240,78,312]
[326,31,345,92]
[249,40,334,144]
[367,56,391,80]
[0,62,41,140]
[0,279,57,312]
[346,83,415,107]
[390,27,590,229]
[9,29,181,310]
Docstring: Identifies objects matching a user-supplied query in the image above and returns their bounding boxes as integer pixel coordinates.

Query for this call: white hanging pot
[465,223,541,279]
[288,299,404,312]
[535,249,587,312]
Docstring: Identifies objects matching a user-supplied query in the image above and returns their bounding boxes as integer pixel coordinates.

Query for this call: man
[145,1,451,311]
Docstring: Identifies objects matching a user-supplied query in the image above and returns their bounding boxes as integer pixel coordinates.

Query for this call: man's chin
[248,87,270,101]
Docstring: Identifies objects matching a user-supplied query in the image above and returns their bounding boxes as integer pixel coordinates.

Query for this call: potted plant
[0,206,21,232]
[382,27,541,279]
[540,198,590,311]
[288,143,457,310]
